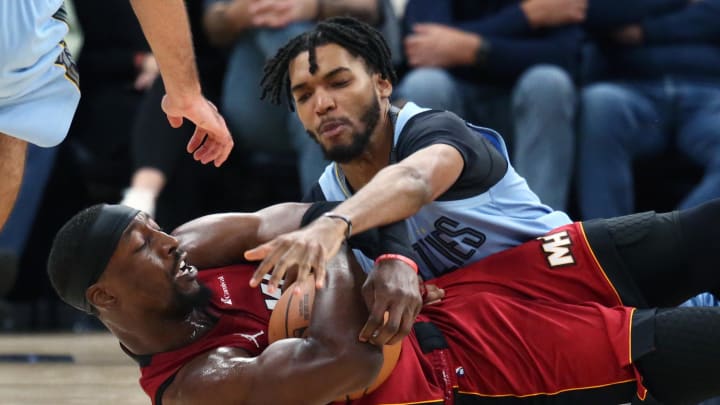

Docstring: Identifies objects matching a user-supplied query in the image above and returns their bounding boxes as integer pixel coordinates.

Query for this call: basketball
[268,275,402,401]
[267,277,315,342]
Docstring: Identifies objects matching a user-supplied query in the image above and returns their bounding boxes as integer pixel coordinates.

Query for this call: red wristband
[374,254,418,274]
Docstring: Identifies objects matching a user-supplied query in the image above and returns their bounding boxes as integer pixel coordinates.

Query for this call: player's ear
[86,284,116,311]
[374,73,392,100]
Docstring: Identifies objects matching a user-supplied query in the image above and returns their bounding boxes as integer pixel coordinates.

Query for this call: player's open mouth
[318,119,348,139]
[175,254,198,280]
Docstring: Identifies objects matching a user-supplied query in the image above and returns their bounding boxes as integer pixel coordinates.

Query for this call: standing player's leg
[0,3,79,231]
[0,134,27,231]
[583,198,720,308]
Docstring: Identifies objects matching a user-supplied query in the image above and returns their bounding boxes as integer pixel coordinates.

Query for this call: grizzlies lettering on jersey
[316,102,572,279]
[0,0,80,147]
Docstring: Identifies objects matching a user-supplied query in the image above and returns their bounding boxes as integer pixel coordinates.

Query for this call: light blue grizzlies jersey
[0,0,80,147]
[317,102,573,279]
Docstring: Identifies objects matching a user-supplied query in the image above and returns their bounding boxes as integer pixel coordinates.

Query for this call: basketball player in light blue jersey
[245,18,572,342]
[0,0,234,232]
[249,18,570,279]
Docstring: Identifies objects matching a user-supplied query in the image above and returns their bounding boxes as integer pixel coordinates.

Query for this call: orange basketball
[268,275,402,401]
[267,277,315,342]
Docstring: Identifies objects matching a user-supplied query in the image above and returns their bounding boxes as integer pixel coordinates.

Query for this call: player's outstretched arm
[129,0,234,167]
[245,143,464,285]
[161,247,382,405]
[172,203,313,270]
[329,143,465,235]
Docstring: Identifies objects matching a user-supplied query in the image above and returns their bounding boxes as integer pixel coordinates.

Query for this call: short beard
[308,95,381,164]
[169,283,212,319]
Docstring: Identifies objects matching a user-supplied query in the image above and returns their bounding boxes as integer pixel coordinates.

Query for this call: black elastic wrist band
[322,212,352,240]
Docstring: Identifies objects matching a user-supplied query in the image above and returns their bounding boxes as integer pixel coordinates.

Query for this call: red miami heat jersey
[129,223,646,405]
[128,264,280,404]
[345,222,645,405]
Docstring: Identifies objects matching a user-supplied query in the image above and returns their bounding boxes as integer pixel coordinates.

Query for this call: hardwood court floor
[0,332,147,404]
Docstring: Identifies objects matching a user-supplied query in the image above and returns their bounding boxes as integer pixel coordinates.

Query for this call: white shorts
[0,1,80,147]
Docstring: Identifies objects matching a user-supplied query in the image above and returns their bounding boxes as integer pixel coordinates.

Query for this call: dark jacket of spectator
[584,0,720,81]
[403,0,583,84]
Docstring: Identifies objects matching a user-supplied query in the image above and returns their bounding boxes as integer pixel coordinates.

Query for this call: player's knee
[514,65,575,106]
[679,198,720,238]
[396,68,458,110]
[602,210,658,247]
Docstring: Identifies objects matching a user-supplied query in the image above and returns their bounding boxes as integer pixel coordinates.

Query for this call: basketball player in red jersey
[49,198,720,404]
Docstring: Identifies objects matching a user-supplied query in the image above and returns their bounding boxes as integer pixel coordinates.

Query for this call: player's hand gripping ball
[268,275,402,400]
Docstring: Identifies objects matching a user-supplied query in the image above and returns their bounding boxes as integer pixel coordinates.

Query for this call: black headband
[63,204,139,312]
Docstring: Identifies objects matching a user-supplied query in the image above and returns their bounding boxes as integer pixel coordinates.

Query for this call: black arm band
[302,202,417,260]
[322,212,352,239]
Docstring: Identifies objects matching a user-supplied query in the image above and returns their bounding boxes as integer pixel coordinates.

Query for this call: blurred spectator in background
[578,0,720,219]
[396,0,585,211]
[203,0,400,194]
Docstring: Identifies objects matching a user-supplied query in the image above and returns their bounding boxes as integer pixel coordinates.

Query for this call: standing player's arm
[173,203,312,269]
[128,0,201,108]
[128,0,234,167]
[162,247,382,405]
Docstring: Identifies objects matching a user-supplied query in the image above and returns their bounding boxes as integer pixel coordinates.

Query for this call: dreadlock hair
[260,16,398,111]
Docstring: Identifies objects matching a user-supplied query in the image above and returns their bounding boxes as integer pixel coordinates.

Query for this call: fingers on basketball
[267,275,402,400]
